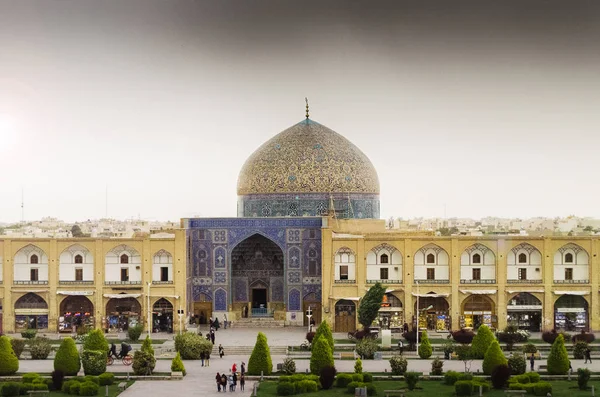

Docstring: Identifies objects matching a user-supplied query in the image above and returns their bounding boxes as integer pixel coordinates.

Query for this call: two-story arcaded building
[322,218,600,333]
[0,232,186,334]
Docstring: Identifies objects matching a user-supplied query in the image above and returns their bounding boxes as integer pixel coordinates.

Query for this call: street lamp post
[147,281,152,335]
[306,306,313,333]
[416,280,419,352]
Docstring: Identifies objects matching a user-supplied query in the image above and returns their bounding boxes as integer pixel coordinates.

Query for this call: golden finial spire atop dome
[305,97,309,119]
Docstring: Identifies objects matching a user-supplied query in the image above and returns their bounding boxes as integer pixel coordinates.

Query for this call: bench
[28,392,49,397]
[118,382,128,392]
[504,390,526,397]
[384,389,406,397]
[338,352,356,360]
[538,365,547,371]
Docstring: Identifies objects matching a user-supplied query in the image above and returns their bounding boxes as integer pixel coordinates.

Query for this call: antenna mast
[21,188,24,223]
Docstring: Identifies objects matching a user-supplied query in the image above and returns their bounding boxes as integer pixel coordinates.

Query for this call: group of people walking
[216,362,245,392]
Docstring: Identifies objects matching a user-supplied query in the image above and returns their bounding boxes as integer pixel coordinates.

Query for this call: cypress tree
[547,334,569,375]
[482,340,508,375]
[471,325,495,359]
[312,321,334,352]
[248,332,273,375]
[310,335,334,375]
[54,337,81,375]
[358,282,386,328]
[418,330,432,359]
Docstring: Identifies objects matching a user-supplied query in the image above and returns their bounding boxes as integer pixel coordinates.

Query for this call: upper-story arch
[554,243,589,283]
[105,244,141,284]
[414,244,449,283]
[507,243,542,283]
[59,244,93,283]
[334,247,356,283]
[13,244,49,284]
[153,249,173,283]
[366,243,402,283]
[460,244,496,284]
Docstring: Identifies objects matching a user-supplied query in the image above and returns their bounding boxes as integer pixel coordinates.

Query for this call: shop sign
[507,305,542,311]
[57,291,94,296]
[556,308,585,313]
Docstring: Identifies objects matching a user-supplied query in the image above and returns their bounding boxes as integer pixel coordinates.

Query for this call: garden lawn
[0,382,133,397]
[257,380,600,397]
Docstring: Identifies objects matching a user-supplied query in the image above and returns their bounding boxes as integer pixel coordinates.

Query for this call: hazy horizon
[1,0,599,223]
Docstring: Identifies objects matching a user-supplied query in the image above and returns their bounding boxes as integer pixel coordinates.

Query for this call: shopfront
[507,292,542,332]
[461,292,497,330]
[376,293,403,332]
[58,292,94,333]
[413,292,450,331]
[554,293,589,332]
[334,299,357,333]
[152,298,173,333]
[105,294,141,332]
[14,293,49,330]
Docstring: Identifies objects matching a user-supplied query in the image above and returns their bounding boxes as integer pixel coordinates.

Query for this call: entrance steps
[212,345,288,356]
[231,318,286,328]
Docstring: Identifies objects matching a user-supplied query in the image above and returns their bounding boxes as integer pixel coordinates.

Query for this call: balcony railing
[367,279,402,284]
[104,281,142,285]
[507,279,543,284]
[59,280,94,285]
[152,280,174,285]
[554,279,589,284]
[14,280,48,285]
[334,279,356,284]
[460,279,496,284]
[415,279,450,284]
[251,308,274,318]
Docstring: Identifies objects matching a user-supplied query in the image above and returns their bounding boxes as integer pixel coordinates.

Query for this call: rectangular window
[518,268,527,280]
[75,268,83,281]
[309,229,316,239]
[426,268,435,280]
[380,267,389,280]
[161,267,169,281]
[308,259,317,276]
[472,268,481,280]
[120,267,129,282]
[339,265,349,280]
[565,268,573,280]
[30,268,39,281]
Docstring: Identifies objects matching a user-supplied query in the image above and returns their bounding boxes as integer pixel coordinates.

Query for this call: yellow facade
[0,231,186,334]
[321,218,600,332]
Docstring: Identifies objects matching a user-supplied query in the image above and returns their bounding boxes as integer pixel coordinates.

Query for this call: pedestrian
[398,340,404,355]
[209,317,213,328]
[585,348,592,364]
[240,374,245,391]
[206,333,211,342]
[224,314,228,329]
[569,360,573,373]
[201,351,206,367]
[233,371,237,391]
[211,329,216,344]
[206,351,211,367]
[229,372,234,392]
[216,372,222,392]
[403,322,409,333]
[529,353,535,371]
[241,362,246,376]
[221,373,228,392]
[232,362,237,373]
[219,344,225,358]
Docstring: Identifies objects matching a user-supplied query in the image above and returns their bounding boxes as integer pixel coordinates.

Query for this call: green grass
[257,379,600,397]
[0,382,133,397]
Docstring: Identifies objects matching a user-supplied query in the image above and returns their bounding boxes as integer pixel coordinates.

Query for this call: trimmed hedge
[454,380,473,396]
[471,325,495,359]
[389,355,407,375]
[78,381,99,396]
[573,341,588,359]
[98,372,115,386]
[128,324,144,342]
[482,340,507,375]
[0,382,20,397]
[320,366,337,390]
[451,329,475,344]
[276,382,295,396]
[0,336,19,376]
[418,331,432,359]
[29,337,52,359]
[81,350,106,375]
[174,332,213,360]
[82,329,108,353]
[444,371,460,386]
[312,321,334,353]
[141,335,154,355]
[171,352,186,376]
[309,335,333,375]
[507,355,526,375]
[336,374,353,388]
[9,339,26,359]
[133,350,156,376]
[354,358,362,374]
[248,332,273,376]
[547,334,569,375]
[54,337,81,375]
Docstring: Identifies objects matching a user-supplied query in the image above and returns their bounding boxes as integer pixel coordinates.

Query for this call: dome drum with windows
[237,105,380,219]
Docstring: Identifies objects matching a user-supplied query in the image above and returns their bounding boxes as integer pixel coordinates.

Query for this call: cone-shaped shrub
[310,335,334,375]
[482,340,507,375]
[0,336,19,375]
[471,325,495,359]
[312,321,334,353]
[418,330,432,359]
[54,337,81,375]
[141,335,154,356]
[247,332,272,375]
[171,352,186,376]
[82,329,108,353]
[547,334,569,375]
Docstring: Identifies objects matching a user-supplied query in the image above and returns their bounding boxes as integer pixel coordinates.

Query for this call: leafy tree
[171,352,186,376]
[312,320,334,353]
[354,358,362,373]
[455,344,473,373]
[471,325,495,359]
[141,335,154,355]
[54,337,81,375]
[0,336,19,375]
[247,332,272,375]
[358,282,386,329]
[71,225,84,237]
[83,329,108,352]
[310,335,334,375]
[418,330,432,359]
[547,334,569,375]
[482,341,507,375]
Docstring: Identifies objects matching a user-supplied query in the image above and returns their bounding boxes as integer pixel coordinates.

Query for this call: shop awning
[150,295,179,299]
[330,296,361,301]
[103,294,142,299]
[553,291,589,296]
[411,293,449,298]
[378,307,403,312]
[459,290,497,295]
[12,290,49,293]
[57,291,94,296]
[385,288,403,293]
[507,290,545,294]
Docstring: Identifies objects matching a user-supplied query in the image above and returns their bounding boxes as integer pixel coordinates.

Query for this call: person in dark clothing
[232,372,237,391]
[201,351,206,367]
[241,362,245,376]
[221,374,227,392]
[585,348,592,363]
[240,374,245,391]
[219,344,224,358]
[119,343,131,358]
[206,351,211,367]
[530,353,535,371]
[108,343,118,359]
[216,372,222,392]
[211,329,216,344]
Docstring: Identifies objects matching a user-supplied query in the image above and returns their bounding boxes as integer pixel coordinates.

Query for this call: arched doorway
[462,295,496,330]
[414,293,450,331]
[554,294,589,331]
[15,293,48,330]
[507,293,542,331]
[377,293,403,331]
[58,295,94,332]
[335,299,356,332]
[193,293,212,325]
[106,296,141,332]
[231,234,284,317]
[303,292,322,328]
[153,298,173,333]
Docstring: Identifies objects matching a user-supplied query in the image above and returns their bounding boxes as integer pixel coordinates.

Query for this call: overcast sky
[0,0,599,223]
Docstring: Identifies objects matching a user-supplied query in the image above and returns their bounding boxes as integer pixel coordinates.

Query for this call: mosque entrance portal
[232,234,284,318]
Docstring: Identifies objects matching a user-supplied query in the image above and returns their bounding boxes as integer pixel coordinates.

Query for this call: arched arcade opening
[507,292,542,332]
[461,294,496,330]
[414,293,450,331]
[153,298,174,333]
[335,299,356,333]
[555,294,589,331]
[106,295,141,332]
[15,293,48,330]
[58,295,94,332]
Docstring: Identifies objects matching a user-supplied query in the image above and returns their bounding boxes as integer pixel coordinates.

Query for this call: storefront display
[461,294,497,330]
[14,293,49,331]
[506,292,543,331]
[152,298,174,333]
[554,294,589,331]
[413,294,450,331]
[377,294,403,332]
[15,315,48,330]
[105,296,142,333]
[59,294,95,333]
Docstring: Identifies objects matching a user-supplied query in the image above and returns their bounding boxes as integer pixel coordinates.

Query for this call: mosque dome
[237,118,380,196]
